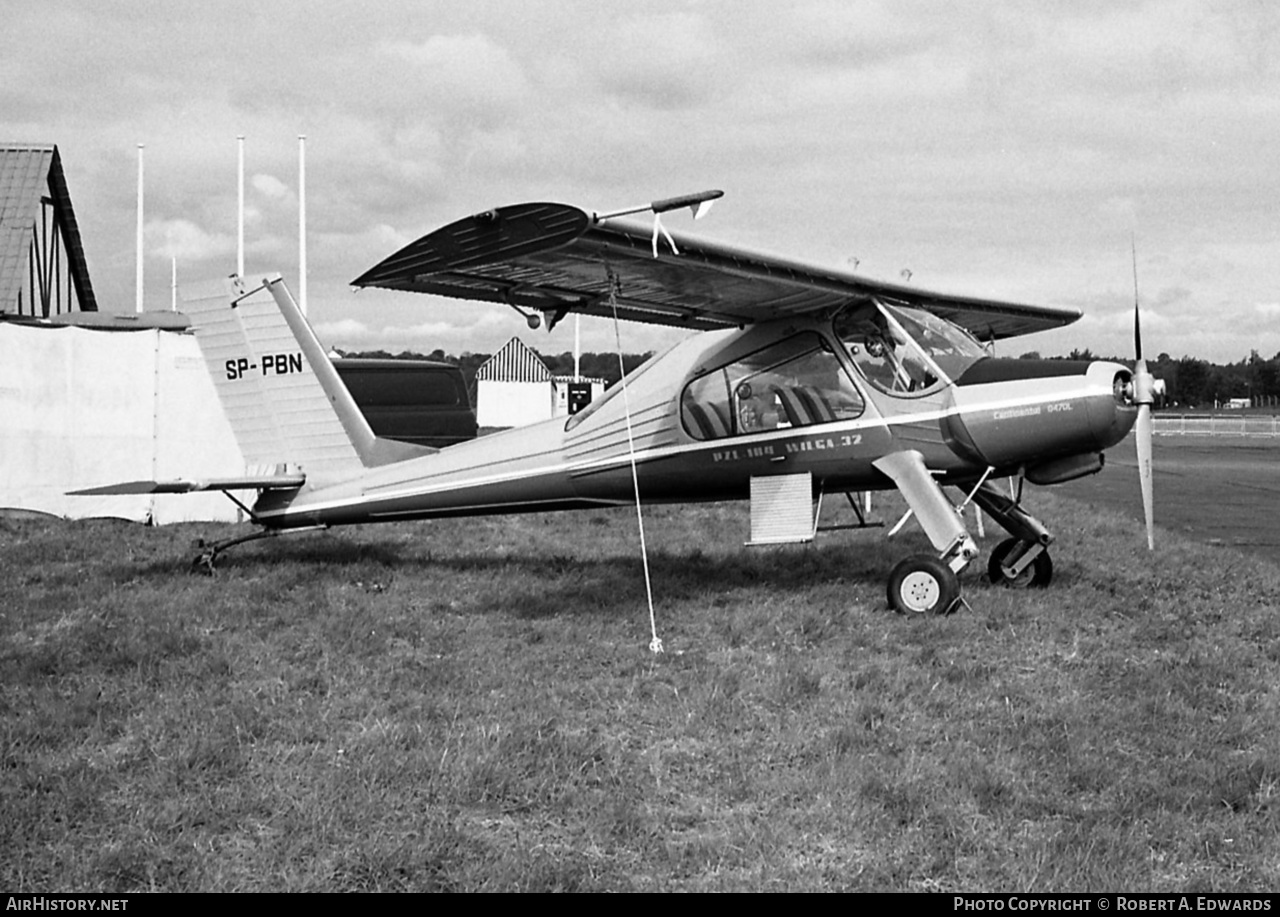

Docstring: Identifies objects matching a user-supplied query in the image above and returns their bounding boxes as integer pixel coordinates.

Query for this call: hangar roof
[476,336,552,383]
[0,144,98,314]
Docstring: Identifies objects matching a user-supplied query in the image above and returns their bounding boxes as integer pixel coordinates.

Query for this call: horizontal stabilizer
[68,474,305,496]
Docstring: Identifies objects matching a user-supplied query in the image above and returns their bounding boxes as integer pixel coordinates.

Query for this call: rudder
[181,274,427,488]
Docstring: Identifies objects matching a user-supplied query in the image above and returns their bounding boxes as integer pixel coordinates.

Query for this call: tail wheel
[987,537,1053,588]
[887,554,960,616]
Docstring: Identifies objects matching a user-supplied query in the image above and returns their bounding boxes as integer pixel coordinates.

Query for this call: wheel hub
[899,571,941,613]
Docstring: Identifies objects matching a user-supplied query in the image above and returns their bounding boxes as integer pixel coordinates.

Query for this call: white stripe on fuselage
[255,381,1108,523]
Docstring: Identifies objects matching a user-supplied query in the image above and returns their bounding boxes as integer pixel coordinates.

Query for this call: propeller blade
[1135,382,1155,551]
[1131,236,1154,550]
[1132,234,1143,361]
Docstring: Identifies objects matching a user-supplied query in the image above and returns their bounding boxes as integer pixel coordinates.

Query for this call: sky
[5,0,1279,363]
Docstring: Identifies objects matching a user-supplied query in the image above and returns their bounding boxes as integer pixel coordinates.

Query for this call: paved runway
[1051,433,1280,562]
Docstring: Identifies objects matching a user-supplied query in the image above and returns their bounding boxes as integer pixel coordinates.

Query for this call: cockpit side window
[680,333,865,441]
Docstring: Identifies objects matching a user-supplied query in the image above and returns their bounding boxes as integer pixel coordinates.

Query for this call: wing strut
[595,189,724,259]
[594,189,724,223]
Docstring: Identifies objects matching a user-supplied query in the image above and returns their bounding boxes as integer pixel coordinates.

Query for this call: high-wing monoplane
[73,191,1155,615]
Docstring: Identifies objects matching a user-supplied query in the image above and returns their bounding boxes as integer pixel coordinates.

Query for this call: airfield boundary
[1154,413,1280,436]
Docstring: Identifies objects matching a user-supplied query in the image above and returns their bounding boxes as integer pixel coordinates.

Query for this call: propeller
[1131,238,1155,550]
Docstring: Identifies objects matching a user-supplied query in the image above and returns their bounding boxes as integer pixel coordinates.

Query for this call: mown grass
[3,489,1279,891]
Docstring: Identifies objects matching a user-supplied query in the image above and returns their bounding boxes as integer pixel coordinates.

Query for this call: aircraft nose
[943,358,1139,469]
[1087,360,1140,450]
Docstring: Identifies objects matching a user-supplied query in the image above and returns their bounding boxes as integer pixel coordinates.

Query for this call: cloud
[377,33,531,115]
[1099,196,1138,227]
[251,173,292,200]
[312,301,688,359]
[591,12,725,110]
[146,218,233,261]
[8,1,1280,365]
[313,307,517,353]
[1044,2,1253,95]
[1075,306,1170,335]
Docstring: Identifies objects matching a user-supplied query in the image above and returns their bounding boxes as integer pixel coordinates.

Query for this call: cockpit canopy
[835,301,988,396]
[677,300,990,441]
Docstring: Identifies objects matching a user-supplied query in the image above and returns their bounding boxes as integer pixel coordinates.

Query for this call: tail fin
[181,274,429,486]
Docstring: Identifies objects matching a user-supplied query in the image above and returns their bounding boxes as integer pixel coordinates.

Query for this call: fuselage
[252,304,1138,530]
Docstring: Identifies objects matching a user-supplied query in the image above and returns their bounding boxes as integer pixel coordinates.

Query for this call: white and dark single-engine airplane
[73,191,1155,615]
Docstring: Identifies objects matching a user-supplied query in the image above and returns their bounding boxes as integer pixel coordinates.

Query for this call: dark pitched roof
[0,144,98,313]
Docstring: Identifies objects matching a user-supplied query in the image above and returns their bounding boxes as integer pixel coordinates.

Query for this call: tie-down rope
[606,267,662,654]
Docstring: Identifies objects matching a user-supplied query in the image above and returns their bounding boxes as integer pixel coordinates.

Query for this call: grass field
[3,462,1280,891]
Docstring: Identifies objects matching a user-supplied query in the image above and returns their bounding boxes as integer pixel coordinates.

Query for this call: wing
[352,201,1081,340]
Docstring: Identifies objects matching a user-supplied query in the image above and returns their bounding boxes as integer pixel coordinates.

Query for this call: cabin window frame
[680,332,866,441]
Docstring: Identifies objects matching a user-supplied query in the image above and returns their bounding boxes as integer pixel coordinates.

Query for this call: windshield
[834,301,985,395]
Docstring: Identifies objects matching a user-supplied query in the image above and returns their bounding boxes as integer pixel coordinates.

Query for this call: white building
[552,375,605,418]
[475,337,553,427]
[475,337,604,427]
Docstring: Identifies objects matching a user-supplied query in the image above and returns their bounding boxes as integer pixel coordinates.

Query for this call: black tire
[987,537,1053,588]
[190,550,217,576]
[887,554,960,615]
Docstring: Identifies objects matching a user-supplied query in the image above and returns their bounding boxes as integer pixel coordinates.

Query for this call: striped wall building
[475,337,554,427]
[475,336,603,427]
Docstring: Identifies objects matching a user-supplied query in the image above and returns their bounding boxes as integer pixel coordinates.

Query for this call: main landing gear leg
[971,480,1055,588]
[873,451,979,616]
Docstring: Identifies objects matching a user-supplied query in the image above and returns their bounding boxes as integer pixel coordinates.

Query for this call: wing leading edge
[352,200,1081,340]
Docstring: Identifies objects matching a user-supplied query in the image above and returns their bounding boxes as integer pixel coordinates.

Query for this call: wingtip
[67,480,171,496]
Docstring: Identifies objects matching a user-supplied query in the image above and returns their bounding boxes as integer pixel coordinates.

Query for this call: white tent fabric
[0,322,247,523]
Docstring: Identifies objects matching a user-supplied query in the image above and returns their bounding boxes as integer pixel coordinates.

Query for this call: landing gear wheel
[186,527,286,575]
[190,551,217,575]
[987,537,1053,588]
[887,554,960,616]
[190,539,219,575]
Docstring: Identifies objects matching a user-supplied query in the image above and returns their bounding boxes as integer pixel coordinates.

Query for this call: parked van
[332,358,477,448]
